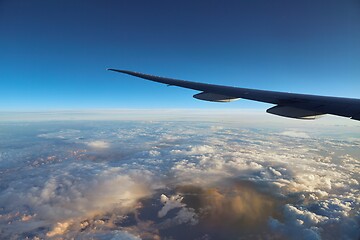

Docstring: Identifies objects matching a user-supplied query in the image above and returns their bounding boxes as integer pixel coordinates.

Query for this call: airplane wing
[108,69,360,121]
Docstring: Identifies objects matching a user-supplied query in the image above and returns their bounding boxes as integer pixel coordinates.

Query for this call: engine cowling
[266,105,324,120]
[193,92,240,102]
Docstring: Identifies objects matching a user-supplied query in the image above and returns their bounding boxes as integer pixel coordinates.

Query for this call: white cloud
[268,217,322,240]
[0,162,158,238]
[87,140,110,149]
[172,207,198,225]
[1,121,359,239]
[268,167,282,176]
[149,150,160,157]
[158,194,184,218]
[281,130,310,138]
[47,221,72,237]
[158,194,198,227]
[188,145,215,155]
[170,145,215,155]
[37,129,81,139]
[284,204,328,225]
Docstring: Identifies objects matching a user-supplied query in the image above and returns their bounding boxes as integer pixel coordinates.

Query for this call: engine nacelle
[193,92,240,102]
[266,105,323,120]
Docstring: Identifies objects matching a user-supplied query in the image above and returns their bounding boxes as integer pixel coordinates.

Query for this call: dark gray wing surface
[108,69,360,121]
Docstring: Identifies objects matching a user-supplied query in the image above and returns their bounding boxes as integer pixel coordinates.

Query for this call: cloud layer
[0,121,359,239]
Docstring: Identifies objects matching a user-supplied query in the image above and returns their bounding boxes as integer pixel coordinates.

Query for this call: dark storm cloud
[175,181,284,237]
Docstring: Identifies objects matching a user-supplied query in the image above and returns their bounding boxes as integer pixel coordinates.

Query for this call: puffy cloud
[188,145,215,155]
[170,145,215,155]
[87,140,110,149]
[284,204,328,225]
[96,231,142,240]
[47,221,72,237]
[268,166,282,177]
[1,120,359,239]
[157,193,198,227]
[0,162,157,238]
[37,129,81,140]
[268,217,322,240]
[280,130,310,138]
[149,150,160,157]
[173,207,198,225]
[158,194,184,218]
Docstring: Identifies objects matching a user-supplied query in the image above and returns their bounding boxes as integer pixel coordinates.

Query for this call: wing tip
[107,68,121,72]
[107,68,136,75]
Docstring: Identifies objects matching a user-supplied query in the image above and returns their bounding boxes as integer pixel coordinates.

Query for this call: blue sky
[0,0,359,110]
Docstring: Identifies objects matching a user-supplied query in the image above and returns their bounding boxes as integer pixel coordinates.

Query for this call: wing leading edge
[108,69,360,121]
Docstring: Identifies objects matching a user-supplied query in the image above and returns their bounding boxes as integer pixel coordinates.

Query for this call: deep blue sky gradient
[0,0,359,110]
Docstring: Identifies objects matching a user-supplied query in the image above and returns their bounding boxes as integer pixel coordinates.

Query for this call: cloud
[268,217,321,240]
[268,166,282,176]
[157,194,198,227]
[47,221,72,237]
[158,194,184,218]
[37,129,81,140]
[87,140,110,149]
[284,204,329,225]
[94,231,142,240]
[149,150,160,157]
[1,121,359,239]
[170,145,215,155]
[177,182,281,230]
[280,130,310,138]
[0,163,157,238]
